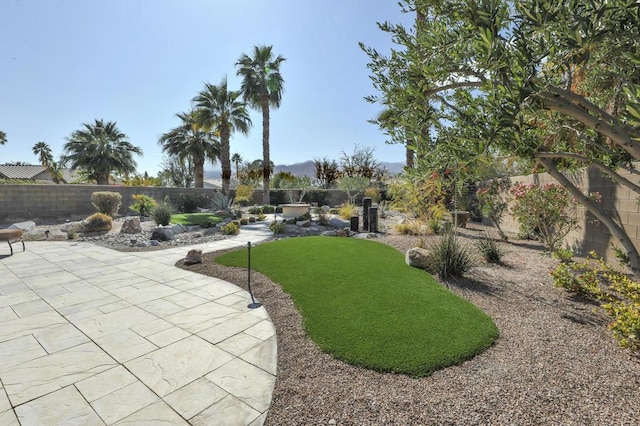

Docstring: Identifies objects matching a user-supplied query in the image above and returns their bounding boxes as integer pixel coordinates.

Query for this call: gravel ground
[178,224,640,425]
[23,215,640,424]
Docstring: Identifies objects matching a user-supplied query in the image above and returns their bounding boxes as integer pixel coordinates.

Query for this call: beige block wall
[497,164,640,261]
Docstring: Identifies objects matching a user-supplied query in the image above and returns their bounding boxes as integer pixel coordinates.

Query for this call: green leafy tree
[193,77,252,195]
[158,111,219,188]
[62,119,142,185]
[338,176,370,205]
[32,141,53,167]
[364,0,640,277]
[314,157,341,189]
[158,154,195,188]
[0,130,8,145]
[236,45,286,204]
[340,145,383,179]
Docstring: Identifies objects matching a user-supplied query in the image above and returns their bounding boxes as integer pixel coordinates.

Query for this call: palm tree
[158,111,220,188]
[32,141,53,167]
[62,119,142,185]
[193,77,251,195]
[236,45,286,204]
[231,153,242,180]
[0,131,6,145]
[47,160,65,184]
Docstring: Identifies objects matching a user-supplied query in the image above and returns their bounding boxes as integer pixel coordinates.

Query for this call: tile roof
[0,165,47,179]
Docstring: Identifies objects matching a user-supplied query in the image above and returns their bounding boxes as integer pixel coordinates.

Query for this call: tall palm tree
[0,130,7,145]
[158,111,220,188]
[62,119,142,185]
[236,45,286,204]
[193,77,251,195]
[231,153,242,180]
[32,141,53,167]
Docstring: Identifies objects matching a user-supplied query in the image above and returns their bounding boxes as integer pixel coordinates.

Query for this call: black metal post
[369,206,378,233]
[247,241,262,309]
[350,216,359,232]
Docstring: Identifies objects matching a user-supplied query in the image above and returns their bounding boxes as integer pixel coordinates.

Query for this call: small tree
[314,157,341,189]
[338,176,369,205]
[281,176,314,203]
[476,177,511,241]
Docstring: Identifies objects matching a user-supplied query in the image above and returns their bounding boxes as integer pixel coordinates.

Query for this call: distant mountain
[204,160,404,179]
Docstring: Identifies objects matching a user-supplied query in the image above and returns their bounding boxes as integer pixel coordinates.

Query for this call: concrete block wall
[497,165,640,261]
[0,185,351,224]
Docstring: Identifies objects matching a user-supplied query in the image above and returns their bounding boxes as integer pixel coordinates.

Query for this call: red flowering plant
[509,182,579,253]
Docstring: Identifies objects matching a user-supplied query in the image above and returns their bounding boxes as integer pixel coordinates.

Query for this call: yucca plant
[152,200,173,226]
[475,232,506,264]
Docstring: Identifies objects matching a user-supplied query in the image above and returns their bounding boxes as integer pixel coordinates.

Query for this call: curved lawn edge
[217,236,498,377]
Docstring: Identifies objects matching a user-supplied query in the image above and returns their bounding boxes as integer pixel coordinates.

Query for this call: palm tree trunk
[96,174,110,185]
[262,94,271,204]
[221,126,231,195]
[194,158,205,188]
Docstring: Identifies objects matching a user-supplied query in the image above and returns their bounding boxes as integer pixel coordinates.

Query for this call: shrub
[364,187,381,203]
[248,216,256,223]
[269,221,287,234]
[509,182,578,253]
[339,203,358,220]
[240,217,249,225]
[248,206,263,215]
[211,193,235,215]
[91,191,122,217]
[179,193,207,213]
[220,222,240,235]
[83,213,112,232]
[129,194,157,217]
[201,219,217,228]
[394,219,426,236]
[475,233,506,264]
[235,185,254,206]
[318,211,330,226]
[428,218,442,235]
[256,213,267,221]
[426,231,477,279]
[476,176,511,240]
[262,205,276,214]
[552,252,640,352]
[152,199,173,226]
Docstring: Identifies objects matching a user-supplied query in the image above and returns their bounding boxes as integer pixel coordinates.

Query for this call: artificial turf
[170,213,222,226]
[216,236,499,377]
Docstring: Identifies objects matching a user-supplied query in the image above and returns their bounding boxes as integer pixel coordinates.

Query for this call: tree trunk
[405,144,414,169]
[538,158,640,278]
[194,158,205,188]
[96,174,110,185]
[221,125,231,195]
[262,94,271,205]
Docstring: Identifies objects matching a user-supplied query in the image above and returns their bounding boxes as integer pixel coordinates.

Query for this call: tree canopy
[363,0,640,275]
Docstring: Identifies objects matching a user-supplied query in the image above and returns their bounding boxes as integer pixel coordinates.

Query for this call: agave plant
[211,192,235,216]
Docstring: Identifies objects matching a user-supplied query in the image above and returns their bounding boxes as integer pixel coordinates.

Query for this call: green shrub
[394,220,424,236]
[179,193,207,213]
[248,216,256,223]
[220,222,240,235]
[201,219,217,228]
[364,187,381,203]
[240,217,249,225]
[426,232,477,279]
[256,213,267,221]
[269,221,287,234]
[476,177,511,241]
[339,203,358,220]
[475,233,506,264]
[248,206,263,215]
[91,191,122,217]
[262,205,276,214]
[129,194,157,217]
[152,200,173,226]
[235,185,254,206]
[83,213,113,232]
[428,218,442,235]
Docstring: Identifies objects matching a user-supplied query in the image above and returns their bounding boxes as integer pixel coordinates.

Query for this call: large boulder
[10,221,36,233]
[172,223,188,234]
[151,226,174,241]
[405,247,431,270]
[120,217,142,234]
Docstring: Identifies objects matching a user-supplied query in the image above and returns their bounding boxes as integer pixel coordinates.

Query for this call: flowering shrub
[552,252,640,352]
[476,177,511,240]
[509,182,578,252]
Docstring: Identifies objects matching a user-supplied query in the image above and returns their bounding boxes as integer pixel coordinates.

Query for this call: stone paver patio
[0,223,276,425]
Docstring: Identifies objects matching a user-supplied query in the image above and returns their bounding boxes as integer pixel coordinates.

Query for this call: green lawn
[170,213,222,226]
[216,237,498,377]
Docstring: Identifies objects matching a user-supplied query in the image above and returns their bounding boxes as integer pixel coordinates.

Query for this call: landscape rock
[329,218,350,229]
[321,230,338,237]
[149,240,159,246]
[405,247,431,270]
[151,226,174,241]
[120,217,142,234]
[321,205,331,213]
[136,241,151,247]
[184,249,202,265]
[297,220,311,227]
[10,221,36,233]
[352,232,379,240]
[172,223,188,234]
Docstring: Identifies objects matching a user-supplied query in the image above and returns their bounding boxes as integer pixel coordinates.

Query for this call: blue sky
[0,0,412,175]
